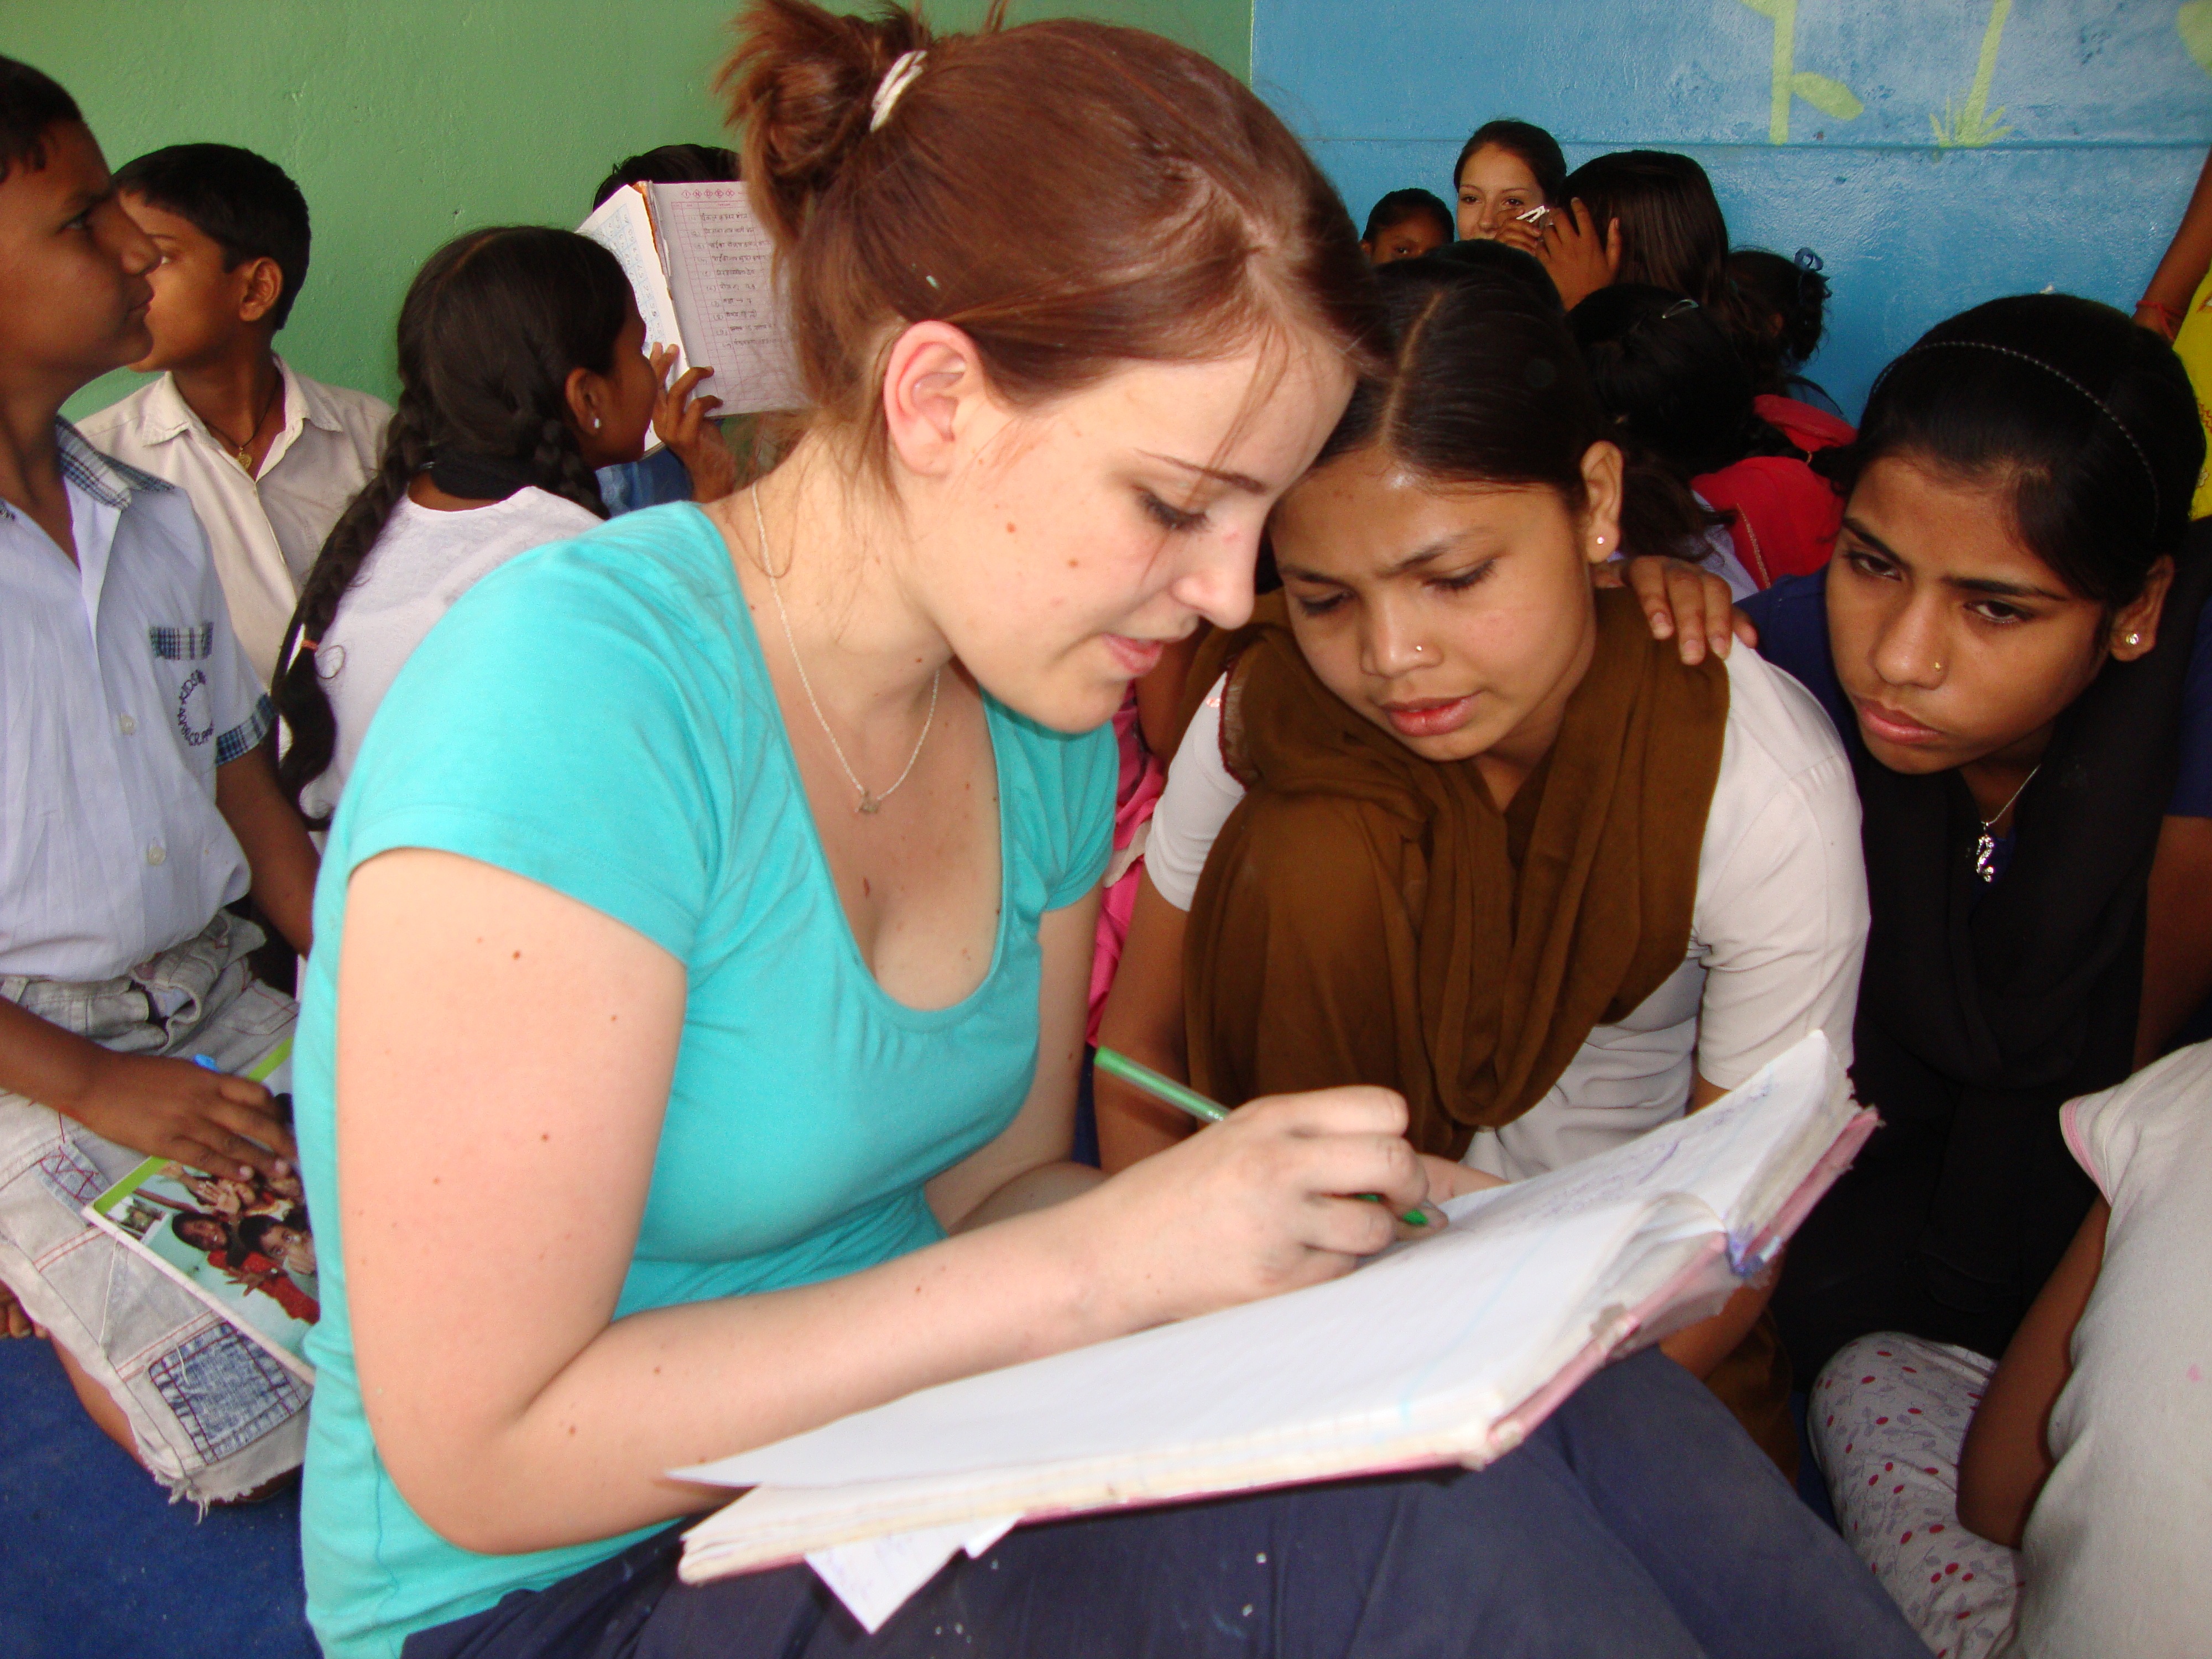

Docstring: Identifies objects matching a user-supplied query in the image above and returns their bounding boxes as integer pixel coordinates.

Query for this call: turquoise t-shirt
[291,503,1116,1658]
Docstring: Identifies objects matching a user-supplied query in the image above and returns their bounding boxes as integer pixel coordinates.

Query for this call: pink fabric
[1087,692,1166,1044]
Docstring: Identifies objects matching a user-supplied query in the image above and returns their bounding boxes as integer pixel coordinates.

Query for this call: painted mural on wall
[1258,0,2212,413]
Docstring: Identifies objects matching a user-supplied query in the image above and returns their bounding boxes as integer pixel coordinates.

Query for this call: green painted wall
[5,0,1250,421]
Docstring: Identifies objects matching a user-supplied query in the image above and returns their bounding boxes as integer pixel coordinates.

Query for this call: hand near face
[649,345,737,503]
[1530,200,1622,311]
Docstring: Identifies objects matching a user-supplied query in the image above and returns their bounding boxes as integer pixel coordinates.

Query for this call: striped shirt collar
[0,420,172,522]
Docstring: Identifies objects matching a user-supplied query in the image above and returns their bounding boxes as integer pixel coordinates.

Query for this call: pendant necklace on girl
[1973,765,2039,883]
[751,485,940,815]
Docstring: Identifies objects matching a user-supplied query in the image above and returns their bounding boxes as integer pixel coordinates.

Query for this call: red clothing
[1693,398,1856,590]
[1753,394,1854,456]
[215,1248,320,1323]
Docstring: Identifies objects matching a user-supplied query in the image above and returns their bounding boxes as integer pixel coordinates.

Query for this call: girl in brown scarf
[1098,256,1872,1469]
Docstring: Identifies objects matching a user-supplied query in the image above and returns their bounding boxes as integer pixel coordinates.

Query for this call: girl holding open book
[287,6,1923,1657]
[1096,256,1870,1474]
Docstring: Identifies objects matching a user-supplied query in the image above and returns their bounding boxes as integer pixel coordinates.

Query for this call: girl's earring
[2126,632,2142,647]
[592,415,602,431]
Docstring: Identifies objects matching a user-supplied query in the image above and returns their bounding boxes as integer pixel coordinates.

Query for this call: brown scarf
[1183,587,1729,1158]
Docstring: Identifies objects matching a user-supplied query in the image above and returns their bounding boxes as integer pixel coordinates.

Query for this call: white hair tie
[870,49,926,132]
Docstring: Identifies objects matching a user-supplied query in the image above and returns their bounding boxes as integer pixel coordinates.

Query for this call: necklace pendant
[857,792,881,816]
[1973,828,1997,883]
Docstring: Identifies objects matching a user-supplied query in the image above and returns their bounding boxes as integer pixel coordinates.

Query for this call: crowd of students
[1,3,2208,1655]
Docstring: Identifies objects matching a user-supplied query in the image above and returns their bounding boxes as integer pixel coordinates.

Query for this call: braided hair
[274,226,630,821]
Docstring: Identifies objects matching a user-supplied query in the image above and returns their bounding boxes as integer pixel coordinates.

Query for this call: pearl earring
[591,415,602,431]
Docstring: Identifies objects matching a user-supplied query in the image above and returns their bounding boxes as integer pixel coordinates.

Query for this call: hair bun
[721,0,932,248]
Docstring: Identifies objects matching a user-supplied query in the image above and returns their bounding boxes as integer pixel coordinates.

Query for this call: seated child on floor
[1359,187,1452,265]
[1096,253,1871,1473]
[1572,282,1844,592]
[0,58,321,1503]
[275,227,665,830]
[587,144,743,513]
[1810,1038,2212,1659]
[79,142,390,687]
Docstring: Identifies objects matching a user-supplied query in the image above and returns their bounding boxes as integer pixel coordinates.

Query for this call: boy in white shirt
[78,143,388,685]
[0,60,322,1502]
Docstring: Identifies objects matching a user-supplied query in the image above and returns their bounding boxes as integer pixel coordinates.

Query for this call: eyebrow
[1136,451,1269,495]
[1280,541,1463,585]
[1838,516,2069,603]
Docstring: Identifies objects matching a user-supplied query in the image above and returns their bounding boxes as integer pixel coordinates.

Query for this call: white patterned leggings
[1809,1332,2022,1658]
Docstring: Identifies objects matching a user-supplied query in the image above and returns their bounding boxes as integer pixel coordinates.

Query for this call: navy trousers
[400,1348,1922,1659]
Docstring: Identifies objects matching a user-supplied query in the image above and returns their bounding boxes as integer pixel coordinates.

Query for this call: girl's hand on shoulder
[1078,1085,1438,1327]
[1611,555,1758,665]
[1532,199,1621,311]
[649,345,738,504]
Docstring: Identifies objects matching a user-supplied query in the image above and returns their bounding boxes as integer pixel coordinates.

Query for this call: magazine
[81,1040,317,1382]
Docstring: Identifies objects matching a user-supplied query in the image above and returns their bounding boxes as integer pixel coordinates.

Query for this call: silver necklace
[1973,765,2039,883]
[750,485,940,815]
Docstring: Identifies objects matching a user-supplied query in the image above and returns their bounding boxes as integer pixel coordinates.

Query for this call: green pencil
[1092,1046,1431,1228]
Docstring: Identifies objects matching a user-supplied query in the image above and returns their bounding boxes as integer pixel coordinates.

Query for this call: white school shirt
[2021,1042,2212,1657]
[293,488,602,828]
[1147,645,1867,1179]
[78,358,390,687]
[0,423,269,982]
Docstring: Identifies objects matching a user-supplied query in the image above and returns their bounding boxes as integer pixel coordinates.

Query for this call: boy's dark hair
[275,226,632,821]
[1820,293,2203,608]
[592,142,740,208]
[1452,118,1567,206]
[112,143,312,330]
[1320,258,1711,562]
[1362,187,1452,246]
[1571,283,1803,479]
[0,57,81,185]
[238,1210,308,1257]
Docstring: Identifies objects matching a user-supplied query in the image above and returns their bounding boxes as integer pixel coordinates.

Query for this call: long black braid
[274,226,630,821]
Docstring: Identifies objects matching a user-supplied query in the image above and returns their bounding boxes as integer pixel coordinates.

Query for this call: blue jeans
[400,1348,1922,1658]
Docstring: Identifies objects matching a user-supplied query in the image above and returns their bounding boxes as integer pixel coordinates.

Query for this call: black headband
[1880,339,2162,528]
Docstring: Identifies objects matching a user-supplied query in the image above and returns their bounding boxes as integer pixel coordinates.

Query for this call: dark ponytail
[1318,255,1711,558]
[274,226,631,821]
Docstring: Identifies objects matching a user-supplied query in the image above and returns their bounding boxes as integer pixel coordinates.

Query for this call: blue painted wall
[1256,0,2212,417]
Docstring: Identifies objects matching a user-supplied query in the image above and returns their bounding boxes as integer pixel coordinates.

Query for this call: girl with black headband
[1627,293,2212,1382]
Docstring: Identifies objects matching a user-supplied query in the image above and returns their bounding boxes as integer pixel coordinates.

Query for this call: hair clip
[1662,297,1700,319]
[871,50,926,132]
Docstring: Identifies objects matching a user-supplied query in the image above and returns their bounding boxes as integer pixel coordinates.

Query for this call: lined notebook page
[649,182,804,414]
[677,1035,1853,1579]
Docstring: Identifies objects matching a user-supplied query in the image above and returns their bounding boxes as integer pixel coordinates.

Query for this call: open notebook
[578,181,803,424]
[676,1032,1872,1626]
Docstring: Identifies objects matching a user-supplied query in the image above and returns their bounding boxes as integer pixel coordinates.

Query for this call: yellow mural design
[2182,0,2212,75]
[1931,0,2015,148]
[1737,0,1865,143]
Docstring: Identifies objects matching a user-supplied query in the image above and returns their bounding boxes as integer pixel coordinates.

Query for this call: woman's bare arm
[1956,1199,2109,1547]
[340,849,1437,1555]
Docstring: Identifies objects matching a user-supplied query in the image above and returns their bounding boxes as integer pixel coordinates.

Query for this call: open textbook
[81,1040,318,1384]
[675,1033,1874,1624]
[578,181,804,423]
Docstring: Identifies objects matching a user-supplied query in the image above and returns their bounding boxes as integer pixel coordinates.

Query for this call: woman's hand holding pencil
[1076,1048,1448,1324]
